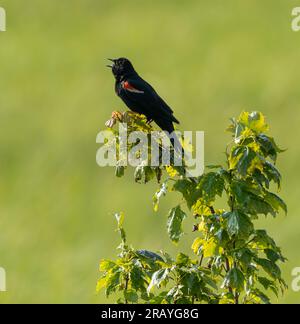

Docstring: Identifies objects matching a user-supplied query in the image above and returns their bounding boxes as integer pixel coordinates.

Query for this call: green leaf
[202,238,219,258]
[236,249,253,272]
[263,162,281,189]
[147,269,170,293]
[231,180,275,216]
[192,199,212,216]
[251,230,277,250]
[197,172,225,203]
[238,111,269,134]
[115,166,125,178]
[105,268,121,297]
[222,267,245,292]
[251,289,271,304]
[264,249,285,263]
[237,147,257,176]
[256,134,284,161]
[130,265,147,291]
[226,211,254,239]
[191,237,203,255]
[96,277,107,293]
[124,289,139,303]
[252,169,270,189]
[229,146,257,177]
[192,237,219,258]
[136,250,164,262]
[215,229,230,246]
[134,166,155,184]
[173,179,198,209]
[176,253,190,266]
[99,260,116,272]
[255,258,281,280]
[257,277,279,297]
[231,179,262,203]
[167,206,186,243]
[264,192,287,215]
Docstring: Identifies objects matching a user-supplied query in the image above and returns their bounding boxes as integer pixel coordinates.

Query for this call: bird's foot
[105,111,123,128]
[111,111,123,121]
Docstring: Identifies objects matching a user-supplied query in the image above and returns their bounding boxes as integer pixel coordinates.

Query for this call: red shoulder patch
[122,81,144,94]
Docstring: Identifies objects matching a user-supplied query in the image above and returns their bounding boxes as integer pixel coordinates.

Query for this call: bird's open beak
[106,58,116,68]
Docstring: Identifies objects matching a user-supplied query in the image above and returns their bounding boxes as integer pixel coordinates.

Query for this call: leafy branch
[97,111,287,304]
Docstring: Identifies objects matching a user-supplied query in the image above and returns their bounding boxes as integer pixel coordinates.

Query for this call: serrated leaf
[202,238,220,258]
[96,277,107,293]
[264,248,285,263]
[252,169,270,189]
[236,249,253,271]
[167,206,186,243]
[99,259,116,272]
[124,289,139,303]
[105,268,121,297]
[263,162,281,189]
[238,111,269,134]
[264,192,287,215]
[197,172,225,203]
[130,266,147,291]
[192,200,212,216]
[257,277,279,297]
[215,229,230,246]
[230,146,257,176]
[255,258,281,280]
[252,289,271,304]
[147,269,170,293]
[231,180,275,216]
[256,134,284,161]
[192,237,203,255]
[176,253,190,266]
[192,237,219,258]
[226,211,254,239]
[251,230,277,250]
[173,179,199,209]
[136,250,164,262]
[222,267,245,292]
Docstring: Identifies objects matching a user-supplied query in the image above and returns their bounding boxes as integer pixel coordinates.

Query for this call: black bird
[107,58,181,139]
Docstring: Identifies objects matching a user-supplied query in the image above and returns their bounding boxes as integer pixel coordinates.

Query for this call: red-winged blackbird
[107,58,180,138]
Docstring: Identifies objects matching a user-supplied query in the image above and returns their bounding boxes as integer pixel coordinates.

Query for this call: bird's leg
[146,118,153,125]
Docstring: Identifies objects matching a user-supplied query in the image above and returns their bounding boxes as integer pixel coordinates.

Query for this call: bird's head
[107,58,136,80]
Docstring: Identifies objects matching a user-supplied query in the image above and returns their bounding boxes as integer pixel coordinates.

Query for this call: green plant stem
[124,275,129,304]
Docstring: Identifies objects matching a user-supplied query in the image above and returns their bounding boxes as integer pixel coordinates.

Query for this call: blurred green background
[0,0,299,304]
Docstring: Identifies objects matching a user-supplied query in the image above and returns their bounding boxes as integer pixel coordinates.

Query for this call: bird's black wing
[120,78,179,124]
